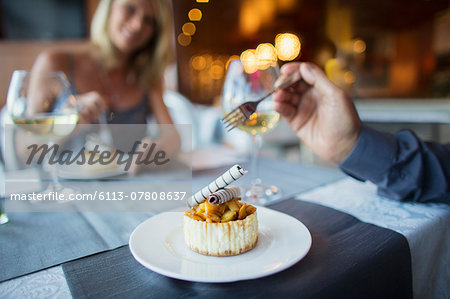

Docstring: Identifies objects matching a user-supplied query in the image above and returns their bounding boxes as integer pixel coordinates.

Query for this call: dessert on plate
[183,165,258,256]
[80,150,119,173]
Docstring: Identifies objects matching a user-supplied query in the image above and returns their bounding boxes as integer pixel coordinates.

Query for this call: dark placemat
[63,199,412,299]
[0,212,108,283]
[0,212,150,283]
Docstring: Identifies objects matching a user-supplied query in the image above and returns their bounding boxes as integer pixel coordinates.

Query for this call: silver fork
[222,71,301,131]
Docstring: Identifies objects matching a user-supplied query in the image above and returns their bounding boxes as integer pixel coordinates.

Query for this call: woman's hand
[273,62,361,164]
[76,91,107,124]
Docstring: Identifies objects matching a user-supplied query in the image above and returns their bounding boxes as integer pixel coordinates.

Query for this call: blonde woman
[29,0,180,173]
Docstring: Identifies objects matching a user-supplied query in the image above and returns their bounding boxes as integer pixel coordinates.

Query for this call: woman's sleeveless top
[67,54,151,150]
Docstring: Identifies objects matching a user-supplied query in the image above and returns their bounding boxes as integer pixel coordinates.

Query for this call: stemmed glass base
[0,207,8,224]
[0,196,9,224]
[241,135,283,205]
[241,183,282,205]
[32,141,76,204]
[0,214,8,225]
[34,182,77,204]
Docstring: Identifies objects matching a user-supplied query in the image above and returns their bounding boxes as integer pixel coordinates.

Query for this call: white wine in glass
[222,59,282,205]
[237,111,280,136]
[7,70,79,197]
[12,113,78,138]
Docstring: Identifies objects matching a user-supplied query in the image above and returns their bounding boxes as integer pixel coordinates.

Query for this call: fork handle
[275,70,301,91]
[256,71,302,104]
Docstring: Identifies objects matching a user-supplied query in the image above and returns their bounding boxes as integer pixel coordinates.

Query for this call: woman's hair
[90,0,174,89]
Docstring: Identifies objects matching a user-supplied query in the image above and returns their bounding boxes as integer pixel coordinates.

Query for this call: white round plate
[57,164,127,180]
[129,206,312,283]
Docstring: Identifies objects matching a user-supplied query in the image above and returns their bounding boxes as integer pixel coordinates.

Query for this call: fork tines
[222,106,249,131]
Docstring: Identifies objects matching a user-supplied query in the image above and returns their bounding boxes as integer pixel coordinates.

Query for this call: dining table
[0,149,449,299]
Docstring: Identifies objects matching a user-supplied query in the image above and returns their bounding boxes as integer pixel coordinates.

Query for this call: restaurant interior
[1,0,449,165]
[0,1,449,298]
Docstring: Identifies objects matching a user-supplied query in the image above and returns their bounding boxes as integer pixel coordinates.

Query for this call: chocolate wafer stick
[208,186,241,205]
[187,164,247,207]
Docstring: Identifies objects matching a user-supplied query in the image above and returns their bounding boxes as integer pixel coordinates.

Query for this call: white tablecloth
[298,178,450,299]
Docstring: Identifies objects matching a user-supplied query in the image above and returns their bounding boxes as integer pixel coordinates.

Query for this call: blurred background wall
[171,0,450,104]
[1,0,449,105]
[1,0,87,39]
[1,0,449,160]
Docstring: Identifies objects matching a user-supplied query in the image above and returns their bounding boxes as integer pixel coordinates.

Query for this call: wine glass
[222,59,282,205]
[7,70,79,197]
[0,159,8,224]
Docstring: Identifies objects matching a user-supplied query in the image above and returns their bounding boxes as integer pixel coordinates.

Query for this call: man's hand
[273,62,361,163]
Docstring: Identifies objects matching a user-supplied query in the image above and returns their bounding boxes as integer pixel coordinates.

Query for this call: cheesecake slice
[183,199,258,256]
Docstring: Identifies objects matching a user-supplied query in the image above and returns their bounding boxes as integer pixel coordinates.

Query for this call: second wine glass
[7,70,79,197]
[222,59,281,205]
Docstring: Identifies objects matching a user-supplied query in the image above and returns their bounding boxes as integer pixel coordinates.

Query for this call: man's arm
[273,62,449,204]
[339,125,450,204]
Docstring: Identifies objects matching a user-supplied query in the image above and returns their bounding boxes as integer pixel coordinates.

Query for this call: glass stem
[46,140,62,190]
[0,161,8,224]
[250,134,262,186]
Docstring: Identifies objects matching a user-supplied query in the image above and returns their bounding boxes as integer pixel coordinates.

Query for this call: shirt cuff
[338,125,397,183]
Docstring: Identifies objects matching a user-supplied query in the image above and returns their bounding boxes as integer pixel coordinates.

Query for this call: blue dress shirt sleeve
[339,125,450,204]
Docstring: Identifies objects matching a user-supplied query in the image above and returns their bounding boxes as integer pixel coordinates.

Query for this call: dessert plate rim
[57,163,127,179]
[129,206,312,283]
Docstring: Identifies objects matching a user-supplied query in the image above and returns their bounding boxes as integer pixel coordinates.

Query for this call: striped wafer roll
[208,186,241,205]
[187,165,247,207]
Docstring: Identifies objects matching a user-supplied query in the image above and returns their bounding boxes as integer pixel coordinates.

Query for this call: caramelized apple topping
[184,198,256,223]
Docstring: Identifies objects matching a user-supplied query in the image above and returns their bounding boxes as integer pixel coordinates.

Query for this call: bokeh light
[188,9,202,21]
[275,33,301,61]
[324,58,343,83]
[240,44,278,74]
[240,49,259,74]
[353,39,366,54]
[344,71,356,84]
[182,22,196,36]
[256,0,276,25]
[225,55,240,70]
[239,1,262,37]
[191,55,207,71]
[177,33,191,47]
[255,43,277,69]
[210,60,225,80]
[325,58,356,89]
